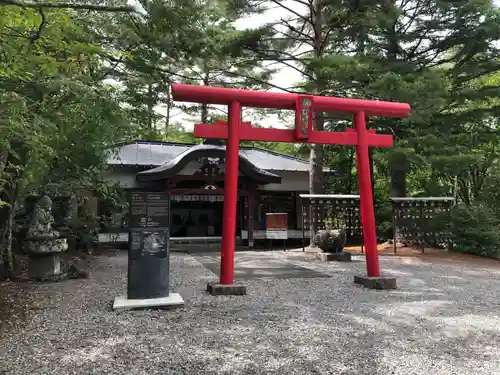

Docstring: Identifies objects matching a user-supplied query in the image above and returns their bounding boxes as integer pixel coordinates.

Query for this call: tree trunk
[346,149,355,194]
[147,82,154,129]
[369,148,375,195]
[3,204,14,278]
[0,207,7,280]
[164,85,171,135]
[390,169,407,197]
[309,0,326,244]
[0,197,16,280]
[201,70,210,123]
[201,104,208,123]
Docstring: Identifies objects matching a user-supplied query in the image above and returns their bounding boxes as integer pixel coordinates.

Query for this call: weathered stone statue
[52,195,77,232]
[24,195,68,281]
[313,227,351,262]
[314,228,347,253]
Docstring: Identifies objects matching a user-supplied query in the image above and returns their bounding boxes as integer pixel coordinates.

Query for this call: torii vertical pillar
[353,111,396,289]
[354,111,380,277]
[206,101,247,296]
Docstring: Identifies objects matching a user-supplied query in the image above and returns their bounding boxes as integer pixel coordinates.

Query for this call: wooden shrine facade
[99,141,322,246]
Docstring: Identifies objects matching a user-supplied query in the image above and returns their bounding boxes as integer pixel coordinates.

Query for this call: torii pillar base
[354,275,397,290]
[206,282,247,296]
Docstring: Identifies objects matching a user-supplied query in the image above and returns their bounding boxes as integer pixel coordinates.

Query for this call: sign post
[113,192,184,310]
[266,213,288,251]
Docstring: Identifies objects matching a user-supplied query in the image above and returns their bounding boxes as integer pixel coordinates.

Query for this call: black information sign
[127,192,171,300]
[129,192,170,228]
[129,230,169,259]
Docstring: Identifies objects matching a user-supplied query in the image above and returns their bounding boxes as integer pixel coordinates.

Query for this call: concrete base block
[113,292,184,311]
[354,275,397,290]
[316,252,352,262]
[206,282,246,296]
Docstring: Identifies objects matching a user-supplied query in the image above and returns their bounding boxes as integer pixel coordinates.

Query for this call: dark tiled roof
[136,144,281,184]
[107,140,327,172]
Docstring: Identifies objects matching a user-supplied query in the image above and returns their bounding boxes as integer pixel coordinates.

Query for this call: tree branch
[100,52,193,82]
[265,59,312,80]
[269,0,311,25]
[223,70,304,94]
[281,18,313,44]
[243,45,313,64]
[29,7,45,44]
[0,0,135,12]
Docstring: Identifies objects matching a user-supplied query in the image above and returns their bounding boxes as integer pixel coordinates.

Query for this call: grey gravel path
[191,252,330,279]
[2,250,500,375]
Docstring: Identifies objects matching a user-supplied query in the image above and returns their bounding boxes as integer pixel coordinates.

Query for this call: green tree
[0,4,133,278]
[222,0,388,241]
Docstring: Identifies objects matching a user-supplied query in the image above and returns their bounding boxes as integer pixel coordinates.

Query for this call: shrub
[450,203,500,258]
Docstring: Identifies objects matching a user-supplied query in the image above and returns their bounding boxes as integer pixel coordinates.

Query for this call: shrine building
[98,140,333,247]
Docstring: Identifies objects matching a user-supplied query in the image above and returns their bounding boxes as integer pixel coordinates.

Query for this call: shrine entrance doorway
[170,197,224,238]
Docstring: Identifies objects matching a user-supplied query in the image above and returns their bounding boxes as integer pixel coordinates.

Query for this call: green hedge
[450,203,500,258]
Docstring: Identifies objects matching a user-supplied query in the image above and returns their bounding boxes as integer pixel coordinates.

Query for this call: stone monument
[24,195,69,281]
[314,228,352,262]
[113,191,184,311]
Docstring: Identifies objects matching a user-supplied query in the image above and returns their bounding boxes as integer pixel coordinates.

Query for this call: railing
[390,197,455,253]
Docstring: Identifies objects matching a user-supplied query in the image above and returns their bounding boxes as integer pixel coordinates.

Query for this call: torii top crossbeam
[171,83,410,118]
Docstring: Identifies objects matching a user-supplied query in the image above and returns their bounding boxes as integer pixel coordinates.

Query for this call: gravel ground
[1,250,500,375]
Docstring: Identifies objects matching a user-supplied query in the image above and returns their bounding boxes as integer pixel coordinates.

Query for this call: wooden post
[247,184,255,248]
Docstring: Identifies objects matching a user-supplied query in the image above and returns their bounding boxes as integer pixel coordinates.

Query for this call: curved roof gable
[107,140,326,172]
[136,144,281,184]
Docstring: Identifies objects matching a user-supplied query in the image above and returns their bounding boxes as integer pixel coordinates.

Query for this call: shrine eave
[136,144,281,184]
[107,140,334,173]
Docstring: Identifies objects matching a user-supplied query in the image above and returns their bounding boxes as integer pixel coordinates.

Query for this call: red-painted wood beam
[193,123,393,148]
[172,83,410,118]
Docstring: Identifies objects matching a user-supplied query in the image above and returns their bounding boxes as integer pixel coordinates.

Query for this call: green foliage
[163,123,199,144]
[0,4,134,274]
[0,5,132,192]
[451,203,500,258]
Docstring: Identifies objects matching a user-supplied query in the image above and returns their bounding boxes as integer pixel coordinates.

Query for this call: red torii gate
[171,84,410,292]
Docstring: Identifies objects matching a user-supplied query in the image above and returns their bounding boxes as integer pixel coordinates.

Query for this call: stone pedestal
[28,254,62,280]
[113,293,184,311]
[25,238,68,281]
[354,275,397,290]
[206,282,247,296]
[316,252,352,262]
[24,195,69,282]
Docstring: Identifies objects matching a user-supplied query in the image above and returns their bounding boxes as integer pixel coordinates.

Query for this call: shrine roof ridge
[106,139,333,173]
[131,139,312,163]
[300,194,360,199]
[135,144,281,184]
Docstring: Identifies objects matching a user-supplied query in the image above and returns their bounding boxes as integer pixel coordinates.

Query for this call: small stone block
[206,282,246,296]
[112,292,184,311]
[316,252,352,262]
[354,275,397,290]
[28,254,62,280]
